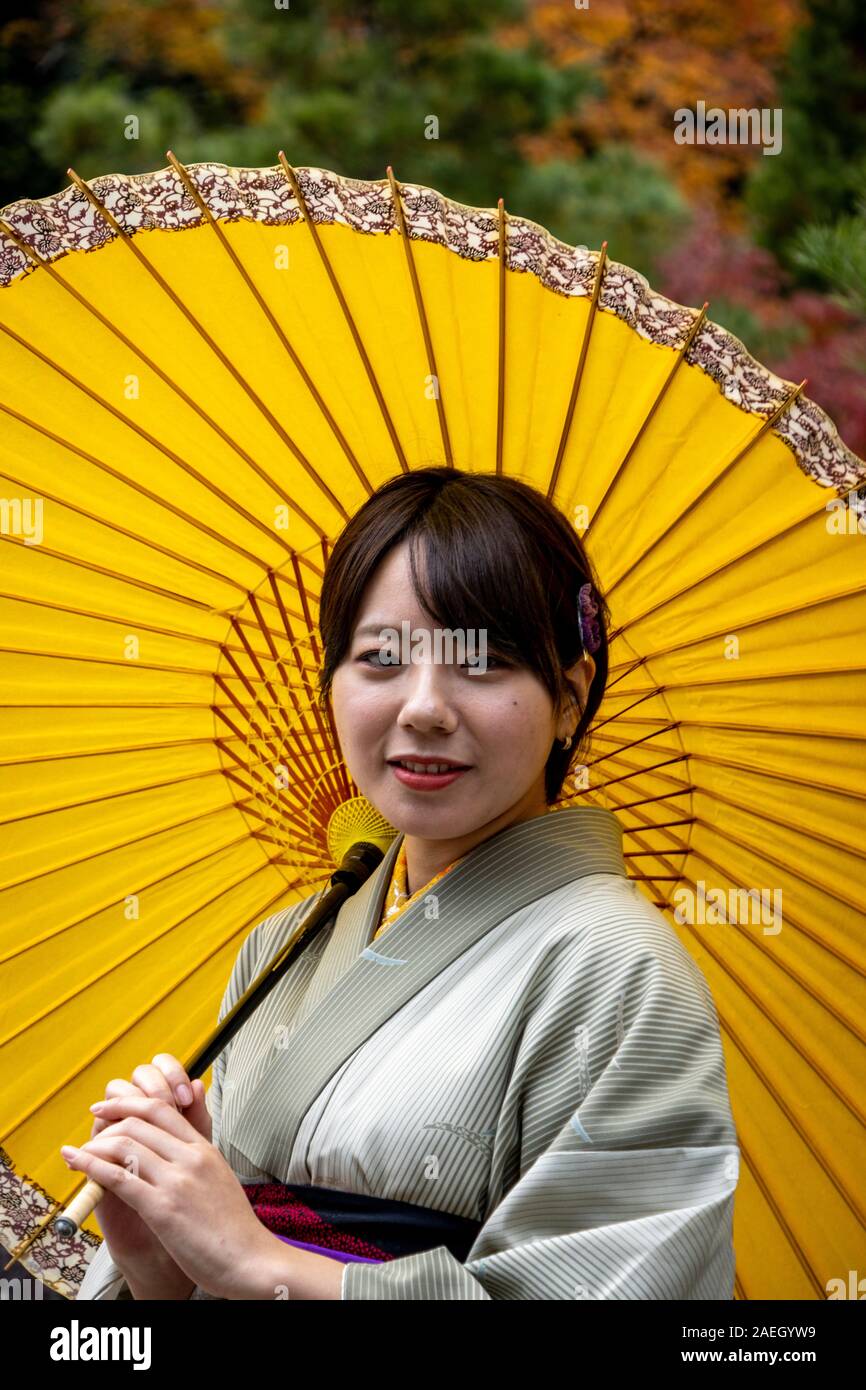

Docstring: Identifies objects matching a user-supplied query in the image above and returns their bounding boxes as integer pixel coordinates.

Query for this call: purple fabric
[273,1232,384,1264]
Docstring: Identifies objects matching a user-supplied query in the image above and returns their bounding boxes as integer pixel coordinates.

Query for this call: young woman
[73,466,739,1301]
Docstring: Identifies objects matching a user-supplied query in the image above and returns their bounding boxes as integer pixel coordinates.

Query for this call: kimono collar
[376,803,626,919]
[229,804,627,1179]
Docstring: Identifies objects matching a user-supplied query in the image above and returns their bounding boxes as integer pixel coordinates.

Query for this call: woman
[73,466,739,1300]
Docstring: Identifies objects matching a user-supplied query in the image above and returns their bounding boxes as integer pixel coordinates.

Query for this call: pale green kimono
[76,805,739,1300]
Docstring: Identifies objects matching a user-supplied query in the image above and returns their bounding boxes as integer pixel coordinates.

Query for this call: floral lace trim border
[0,1146,99,1300]
[0,161,863,493]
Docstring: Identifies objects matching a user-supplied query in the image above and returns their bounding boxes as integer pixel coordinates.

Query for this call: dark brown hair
[317,466,609,804]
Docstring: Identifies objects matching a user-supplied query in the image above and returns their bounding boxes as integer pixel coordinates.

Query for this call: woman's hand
[73,1055,211,1298]
[61,1093,278,1301]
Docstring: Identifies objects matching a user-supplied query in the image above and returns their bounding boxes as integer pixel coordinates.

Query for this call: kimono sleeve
[204,885,329,1151]
[203,909,270,1154]
[340,904,739,1301]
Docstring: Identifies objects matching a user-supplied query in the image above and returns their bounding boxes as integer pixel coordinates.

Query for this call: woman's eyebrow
[353,621,402,638]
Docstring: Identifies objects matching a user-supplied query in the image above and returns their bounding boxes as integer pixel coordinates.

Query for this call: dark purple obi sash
[241,1182,482,1265]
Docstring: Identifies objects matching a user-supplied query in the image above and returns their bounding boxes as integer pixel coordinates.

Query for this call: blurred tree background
[1,0,863,453]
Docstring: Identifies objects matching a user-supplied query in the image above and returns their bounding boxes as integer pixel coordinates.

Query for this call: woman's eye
[355,650,510,671]
[357,649,399,668]
[460,654,505,671]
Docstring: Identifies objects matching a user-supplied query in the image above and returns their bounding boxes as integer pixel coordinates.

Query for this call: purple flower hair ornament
[577,581,601,657]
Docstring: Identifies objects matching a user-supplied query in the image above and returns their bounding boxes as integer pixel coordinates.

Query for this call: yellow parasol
[0,155,864,1301]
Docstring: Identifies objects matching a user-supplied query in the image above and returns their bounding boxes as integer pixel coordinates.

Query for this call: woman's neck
[402,796,551,897]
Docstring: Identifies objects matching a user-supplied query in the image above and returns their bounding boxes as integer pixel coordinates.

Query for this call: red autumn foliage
[656,210,866,459]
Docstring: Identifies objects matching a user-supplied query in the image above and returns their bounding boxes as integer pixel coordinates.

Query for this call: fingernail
[60,1145,76,1156]
[177,1084,193,1106]
[89,1102,107,1111]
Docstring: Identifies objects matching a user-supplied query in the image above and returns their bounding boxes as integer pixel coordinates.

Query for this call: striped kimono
[76,805,739,1300]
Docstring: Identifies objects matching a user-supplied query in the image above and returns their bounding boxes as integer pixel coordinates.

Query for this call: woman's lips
[388,761,472,791]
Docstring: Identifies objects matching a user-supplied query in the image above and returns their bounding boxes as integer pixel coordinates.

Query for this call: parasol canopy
[0,155,864,1300]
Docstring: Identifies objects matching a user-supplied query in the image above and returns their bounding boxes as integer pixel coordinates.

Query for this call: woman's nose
[395,660,459,733]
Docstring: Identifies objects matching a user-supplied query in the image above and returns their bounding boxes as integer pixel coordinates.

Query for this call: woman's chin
[371,785,487,840]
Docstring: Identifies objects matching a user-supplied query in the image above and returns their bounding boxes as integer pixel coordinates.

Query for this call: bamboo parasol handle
[55,1179,106,1237]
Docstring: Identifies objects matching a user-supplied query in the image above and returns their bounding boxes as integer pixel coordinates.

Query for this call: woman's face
[329,540,593,841]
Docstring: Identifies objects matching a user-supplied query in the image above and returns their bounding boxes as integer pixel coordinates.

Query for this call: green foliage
[790,173,866,319]
[745,0,866,266]
[32,79,201,178]
[1,0,615,253]
[0,4,60,206]
[202,5,600,210]
[511,147,689,281]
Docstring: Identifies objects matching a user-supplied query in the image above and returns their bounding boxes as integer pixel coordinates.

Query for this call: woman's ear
[557,654,596,736]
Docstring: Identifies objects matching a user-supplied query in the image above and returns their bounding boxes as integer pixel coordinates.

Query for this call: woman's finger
[129,1060,185,1108]
[136,1061,212,1143]
[88,1094,199,1150]
[149,1053,196,1110]
[91,1078,143,1138]
[59,1139,155,1216]
[73,1114,187,1169]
